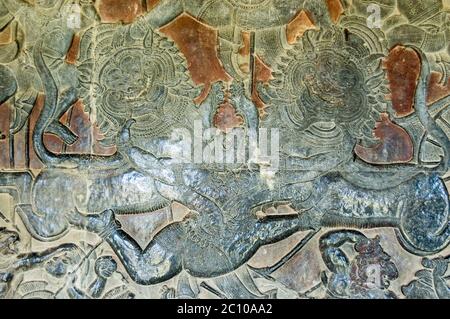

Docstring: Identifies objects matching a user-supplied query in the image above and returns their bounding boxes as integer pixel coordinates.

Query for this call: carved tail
[341,46,450,190]
[32,41,124,169]
[390,48,450,255]
[32,41,62,167]
[413,46,450,174]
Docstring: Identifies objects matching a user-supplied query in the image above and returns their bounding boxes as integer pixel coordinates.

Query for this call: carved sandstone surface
[326,0,345,24]
[213,100,244,132]
[159,13,232,105]
[236,31,275,118]
[428,72,450,105]
[384,45,421,118]
[355,114,414,164]
[0,0,450,300]
[44,101,116,156]
[95,0,145,24]
[286,10,316,45]
[385,45,450,117]
[65,34,81,65]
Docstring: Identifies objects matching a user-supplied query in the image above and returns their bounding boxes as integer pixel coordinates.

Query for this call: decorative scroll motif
[0,0,450,299]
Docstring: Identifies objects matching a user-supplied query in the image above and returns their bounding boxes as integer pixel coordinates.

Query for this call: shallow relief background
[0,0,450,299]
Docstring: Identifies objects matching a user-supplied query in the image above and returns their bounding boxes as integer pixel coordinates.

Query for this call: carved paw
[67,208,117,235]
[66,207,86,229]
[90,209,117,234]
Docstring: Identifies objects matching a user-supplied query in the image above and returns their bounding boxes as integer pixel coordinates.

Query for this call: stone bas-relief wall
[0,0,450,299]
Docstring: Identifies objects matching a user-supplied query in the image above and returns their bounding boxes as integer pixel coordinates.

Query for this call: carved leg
[67,209,184,285]
[15,204,69,241]
[67,206,321,283]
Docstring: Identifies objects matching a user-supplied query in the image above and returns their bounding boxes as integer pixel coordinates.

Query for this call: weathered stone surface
[0,103,10,169]
[384,45,421,118]
[0,23,14,45]
[326,0,344,24]
[286,10,316,45]
[159,13,232,105]
[95,0,144,24]
[427,72,450,105]
[65,33,80,65]
[0,0,450,301]
[355,114,414,164]
[213,100,244,132]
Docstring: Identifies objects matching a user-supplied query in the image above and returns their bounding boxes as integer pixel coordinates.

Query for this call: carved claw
[433,258,449,277]
[424,256,450,277]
